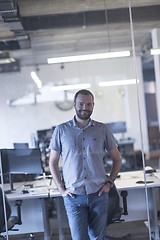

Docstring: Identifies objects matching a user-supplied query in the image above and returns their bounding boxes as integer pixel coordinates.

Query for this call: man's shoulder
[92,120,106,128]
[92,120,112,133]
[56,119,73,129]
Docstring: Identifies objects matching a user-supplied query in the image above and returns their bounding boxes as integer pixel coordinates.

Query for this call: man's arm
[49,149,75,197]
[108,148,122,182]
[98,148,122,196]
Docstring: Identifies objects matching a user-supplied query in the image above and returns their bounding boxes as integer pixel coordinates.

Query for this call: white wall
[0,56,149,153]
[152,28,160,128]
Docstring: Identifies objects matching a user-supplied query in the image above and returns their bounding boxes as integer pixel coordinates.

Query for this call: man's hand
[61,189,76,198]
[98,183,111,196]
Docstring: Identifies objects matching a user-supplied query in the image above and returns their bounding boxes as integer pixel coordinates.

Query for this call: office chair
[0,187,22,239]
[106,185,131,240]
[107,184,123,226]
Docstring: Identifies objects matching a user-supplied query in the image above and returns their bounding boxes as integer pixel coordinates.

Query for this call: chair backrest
[107,184,122,225]
[0,187,11,232]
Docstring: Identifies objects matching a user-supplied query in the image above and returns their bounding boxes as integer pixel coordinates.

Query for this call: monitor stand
[121,132,125,140]
[9,173,14,192]
[3,174,13,194]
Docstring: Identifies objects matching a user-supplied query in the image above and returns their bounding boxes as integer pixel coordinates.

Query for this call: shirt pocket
[89,136,103,152]
[61,135,77,151]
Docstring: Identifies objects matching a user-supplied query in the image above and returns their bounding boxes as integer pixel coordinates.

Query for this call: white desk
[115,171,160,240]
[3,179,51,240]
[49,170,160,240]
[2,170,160,240]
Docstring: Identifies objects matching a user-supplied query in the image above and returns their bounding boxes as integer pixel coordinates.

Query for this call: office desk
[49,170,160,240]
[3,180,51,240]
[3,171,160,240]
[115,171,160,240]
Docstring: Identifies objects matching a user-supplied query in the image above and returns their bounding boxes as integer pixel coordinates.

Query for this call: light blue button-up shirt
[49,117,117,194]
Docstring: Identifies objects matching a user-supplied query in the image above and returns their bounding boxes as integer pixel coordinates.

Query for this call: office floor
[6,219,151,240]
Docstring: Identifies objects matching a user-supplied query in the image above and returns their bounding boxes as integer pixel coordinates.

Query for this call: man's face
[74,94,94,120]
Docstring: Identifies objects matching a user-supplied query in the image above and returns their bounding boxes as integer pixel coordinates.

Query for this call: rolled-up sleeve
[49,126,62,153]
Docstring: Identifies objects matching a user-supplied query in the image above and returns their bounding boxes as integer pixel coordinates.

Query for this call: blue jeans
[63,191,109,240]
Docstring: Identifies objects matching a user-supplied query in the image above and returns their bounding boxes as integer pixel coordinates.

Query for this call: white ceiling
[0,0,160,69]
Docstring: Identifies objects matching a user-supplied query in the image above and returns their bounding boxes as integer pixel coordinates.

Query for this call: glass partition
[1,0,160,239]
[131,1,160,240]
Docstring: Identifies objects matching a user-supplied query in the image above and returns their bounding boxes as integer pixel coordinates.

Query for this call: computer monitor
[13,143,29,149]
[37,128,53,147]
[107,122,126,134]
[6,148,43,191]
[0,149,10,186]
[0,149,9,175]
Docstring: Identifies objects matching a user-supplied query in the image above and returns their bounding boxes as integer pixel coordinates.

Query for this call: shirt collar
[72,116,95,127]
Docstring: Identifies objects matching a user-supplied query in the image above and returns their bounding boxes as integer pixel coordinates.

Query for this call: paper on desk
[154,172,160,179]
[29,186,49,195]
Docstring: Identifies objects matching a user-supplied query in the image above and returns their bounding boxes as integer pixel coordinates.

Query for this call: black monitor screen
[7,148,43,174]
[107,122,126,134]
[37,128,53,142]
[0,149,9,174]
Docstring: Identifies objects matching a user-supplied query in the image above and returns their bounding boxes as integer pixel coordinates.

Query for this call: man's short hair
[74,89,94,103]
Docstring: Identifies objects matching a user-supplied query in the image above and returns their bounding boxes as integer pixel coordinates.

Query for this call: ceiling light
[31,71,42,89]
[0,57,15,64]
[47,51,130,64]
[98,79,139,87]
[51,83,91,91]
[150,48,160,55]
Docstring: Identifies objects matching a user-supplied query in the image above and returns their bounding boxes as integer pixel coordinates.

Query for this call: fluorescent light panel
[0,57,15,64]
[50,79,137,92]
[51,83,91,91]
[99,79,139,87]
[150,48,160,55]
[31,71,42,89]
[48,51,130,64]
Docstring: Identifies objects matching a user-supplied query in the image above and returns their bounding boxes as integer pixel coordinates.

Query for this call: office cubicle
[1,1,160,239]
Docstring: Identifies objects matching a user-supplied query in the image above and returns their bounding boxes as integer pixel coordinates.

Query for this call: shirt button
[83,138,85,140]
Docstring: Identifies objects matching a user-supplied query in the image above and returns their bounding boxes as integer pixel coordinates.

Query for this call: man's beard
[76,109,92,120]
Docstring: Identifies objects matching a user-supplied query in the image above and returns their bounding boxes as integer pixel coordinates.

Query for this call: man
[49,89,122,240]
